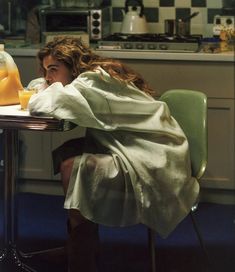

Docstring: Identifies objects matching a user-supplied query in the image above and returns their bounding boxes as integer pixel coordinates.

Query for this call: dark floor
[0,193,235,272]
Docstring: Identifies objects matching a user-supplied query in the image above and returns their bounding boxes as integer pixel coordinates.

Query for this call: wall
[0,0,229,38]
[111,0,226,37]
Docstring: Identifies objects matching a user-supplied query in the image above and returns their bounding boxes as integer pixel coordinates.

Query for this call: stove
[97,33,202,53]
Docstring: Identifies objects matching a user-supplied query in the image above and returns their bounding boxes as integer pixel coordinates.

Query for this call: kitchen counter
[95,49,234,62]
[5,45,235,62]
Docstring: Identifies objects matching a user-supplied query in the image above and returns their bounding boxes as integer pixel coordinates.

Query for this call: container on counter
[200,37,221,53]
[0,45,23,105]
[220,29,235,52]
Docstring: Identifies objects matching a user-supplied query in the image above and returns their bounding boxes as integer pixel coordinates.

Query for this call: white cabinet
[19,130,53,180]
[203,98,235,190]
[19,126,86,181]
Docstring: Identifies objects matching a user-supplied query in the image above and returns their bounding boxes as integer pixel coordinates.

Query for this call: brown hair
[38,36,155,96]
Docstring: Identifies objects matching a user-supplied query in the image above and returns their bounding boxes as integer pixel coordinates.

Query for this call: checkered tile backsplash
[111,0,225,36]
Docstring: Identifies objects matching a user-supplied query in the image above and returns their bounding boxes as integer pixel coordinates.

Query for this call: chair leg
[190,210,212,271]
[19,246,65,258]
[147,228,156,272]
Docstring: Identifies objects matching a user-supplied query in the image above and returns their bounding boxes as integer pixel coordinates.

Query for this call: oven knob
[148,44,156,50]
[226,18,233,25]
[92,20,100,27]
[136,43,144,49]
[124,43,133,49]
[92,12,100,20]
[159,44,168,50]
[92,28,100,35]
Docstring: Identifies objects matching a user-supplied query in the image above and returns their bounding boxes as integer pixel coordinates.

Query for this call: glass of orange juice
[18,88,37,110]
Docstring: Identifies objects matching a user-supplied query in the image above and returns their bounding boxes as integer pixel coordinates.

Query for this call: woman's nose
[45,73,52,85]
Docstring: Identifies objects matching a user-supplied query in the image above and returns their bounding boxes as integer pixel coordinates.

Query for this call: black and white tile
[111,0,224,36]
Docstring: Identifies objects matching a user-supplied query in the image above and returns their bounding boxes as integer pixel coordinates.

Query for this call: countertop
[5,44,235,62]
[0,104,30,116]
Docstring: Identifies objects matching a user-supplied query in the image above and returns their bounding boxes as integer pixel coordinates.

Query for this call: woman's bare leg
[60,157,87,227]
[60,157,99,272]
[60,157,74,195]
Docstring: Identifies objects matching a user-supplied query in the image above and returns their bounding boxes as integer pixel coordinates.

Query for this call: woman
[28,36,199,272]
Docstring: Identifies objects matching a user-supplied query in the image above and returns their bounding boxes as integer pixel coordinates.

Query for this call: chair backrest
[159,89,207,180]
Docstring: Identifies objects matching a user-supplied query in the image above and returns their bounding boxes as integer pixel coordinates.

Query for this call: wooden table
[0,105,75,271]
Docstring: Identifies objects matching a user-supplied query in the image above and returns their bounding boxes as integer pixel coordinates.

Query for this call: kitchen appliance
[165,12,199,36]
[165,20,190,36]
[39,6,111,42]
[43,31,90,45]
[53,0,103,8]
[97,33,202,52]
[120,0,148,34]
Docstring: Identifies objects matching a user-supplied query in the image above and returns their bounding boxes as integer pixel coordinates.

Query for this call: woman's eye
[50,67,57,72]
[48,68,57,75]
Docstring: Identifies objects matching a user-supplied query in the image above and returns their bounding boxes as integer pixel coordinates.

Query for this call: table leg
[0,129,38,272]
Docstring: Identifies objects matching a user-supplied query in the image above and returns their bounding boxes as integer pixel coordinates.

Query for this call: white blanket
[28,68,199,237]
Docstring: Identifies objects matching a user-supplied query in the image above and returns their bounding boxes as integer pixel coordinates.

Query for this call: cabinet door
[18,126,86,181]
[201,98,235,190]
[18,131,53,180]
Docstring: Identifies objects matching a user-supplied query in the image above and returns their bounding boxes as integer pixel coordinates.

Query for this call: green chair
[148,89,208,272]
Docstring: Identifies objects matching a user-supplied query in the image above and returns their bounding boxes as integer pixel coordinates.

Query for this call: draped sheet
[28,68,199,237]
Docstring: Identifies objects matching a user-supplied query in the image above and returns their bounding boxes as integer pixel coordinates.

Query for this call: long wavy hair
[38,36,155,96]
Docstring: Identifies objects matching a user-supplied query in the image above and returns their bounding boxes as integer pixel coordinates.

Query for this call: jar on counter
[220,29,235,52]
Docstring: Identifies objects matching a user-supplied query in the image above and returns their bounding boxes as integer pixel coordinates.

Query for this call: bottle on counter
[0,44,23,106]
[0,44,7,80]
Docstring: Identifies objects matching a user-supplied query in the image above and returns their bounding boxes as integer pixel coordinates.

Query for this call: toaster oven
[39,6,111,42]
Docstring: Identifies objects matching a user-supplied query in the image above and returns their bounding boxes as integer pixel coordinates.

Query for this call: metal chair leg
[146,206,212,272]
[19,246,65,258]
[147,227,156,272]
[190,210,212,271]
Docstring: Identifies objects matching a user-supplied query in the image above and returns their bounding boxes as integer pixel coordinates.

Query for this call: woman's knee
[60,157,75,174]
[60,157,75,194]
[85,155,97,171]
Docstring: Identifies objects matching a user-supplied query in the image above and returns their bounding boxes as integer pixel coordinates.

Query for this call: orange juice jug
[0,45,7,80]
[0,44,23,105]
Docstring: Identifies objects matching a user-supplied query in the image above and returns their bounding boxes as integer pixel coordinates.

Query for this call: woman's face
[43,55,74,86]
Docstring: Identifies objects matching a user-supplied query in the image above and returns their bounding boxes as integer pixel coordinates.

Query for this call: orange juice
[0,50,23,106]
[0,68,23,105]
[18,89,37,110]
[0,68,7,80]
